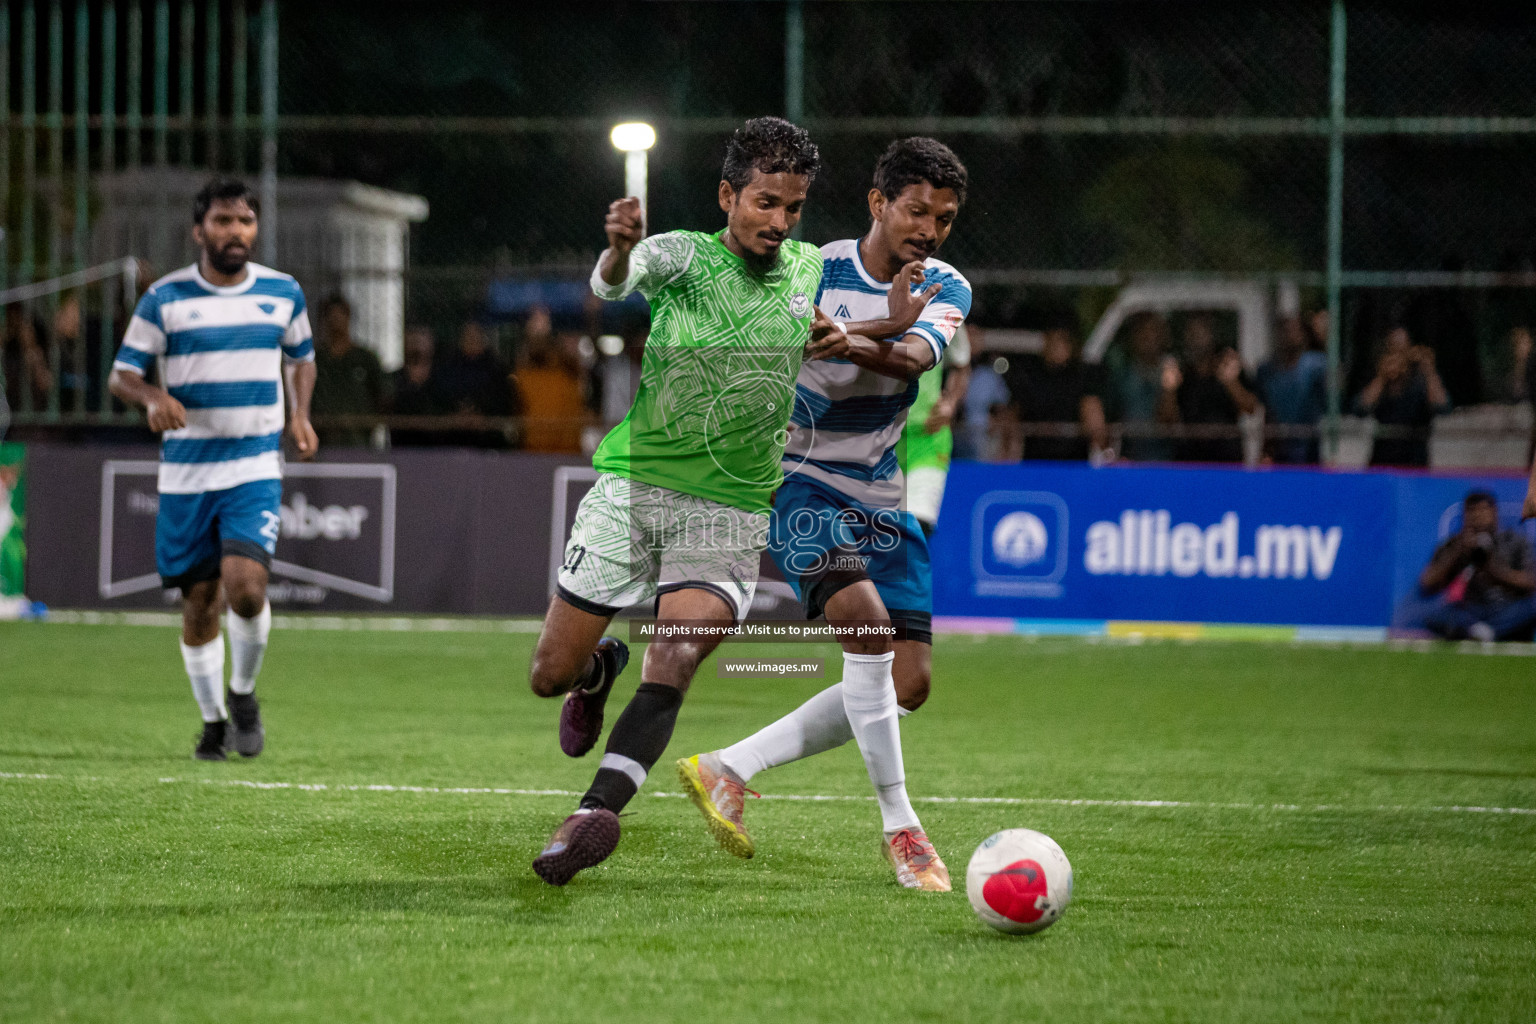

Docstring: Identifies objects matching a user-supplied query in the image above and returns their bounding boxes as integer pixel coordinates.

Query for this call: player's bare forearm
[844,334,935,381]
[598,247,632,288]
[284,360,319,459]
[284,359,316,421]
[109,367,186,432]
[598,197,644,287]
[109,367,160,409]
[842,317,907,343]
[942,364,971,404]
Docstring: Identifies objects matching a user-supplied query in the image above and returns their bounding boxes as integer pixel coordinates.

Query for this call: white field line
[2,770,1533,817]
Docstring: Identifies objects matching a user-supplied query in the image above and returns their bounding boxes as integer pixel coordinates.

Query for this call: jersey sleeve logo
[788,293,811,319]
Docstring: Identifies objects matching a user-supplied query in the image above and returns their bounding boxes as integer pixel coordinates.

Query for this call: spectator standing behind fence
[1105,311,1179,462]
[312,295,384,448]
[953,332,1013,461]
[2,307,52,413]
[1005,321,1108,462]
[1175,313,1257,464]
[1256,315,1328,465]
[437,320,515,448]
[385,325,449,447]
[1354,326,1450,468]
[516,328,590,454]
[1418,490,1536,642]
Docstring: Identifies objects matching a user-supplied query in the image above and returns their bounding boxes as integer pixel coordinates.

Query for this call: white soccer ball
[966,829,1073,935]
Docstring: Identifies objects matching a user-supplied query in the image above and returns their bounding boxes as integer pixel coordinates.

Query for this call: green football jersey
[900,359,952,473]
[591,230,824,514]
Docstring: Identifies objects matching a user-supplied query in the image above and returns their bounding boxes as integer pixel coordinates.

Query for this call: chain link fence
[3,1,1534,465]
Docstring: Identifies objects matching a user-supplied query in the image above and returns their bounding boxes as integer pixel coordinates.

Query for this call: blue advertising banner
[932,462,1531,629]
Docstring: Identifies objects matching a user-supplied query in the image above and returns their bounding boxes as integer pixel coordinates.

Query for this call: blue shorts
[157,478,282,590]
[768,476,933,644]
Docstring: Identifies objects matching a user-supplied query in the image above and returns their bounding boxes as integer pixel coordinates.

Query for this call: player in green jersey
[901,323,972,534]
[529,118,847,886]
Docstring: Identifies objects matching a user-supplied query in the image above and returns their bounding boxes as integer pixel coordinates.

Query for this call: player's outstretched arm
[596,197,644,288]
[284,359,319,460]
[108,367,186,433]
[844,333,937,382]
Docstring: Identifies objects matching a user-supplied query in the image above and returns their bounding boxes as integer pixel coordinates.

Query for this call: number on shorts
[259,510,282,544]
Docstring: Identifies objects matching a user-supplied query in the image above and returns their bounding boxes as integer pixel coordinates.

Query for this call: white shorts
[556,473,767,624]
[904,466,949,529]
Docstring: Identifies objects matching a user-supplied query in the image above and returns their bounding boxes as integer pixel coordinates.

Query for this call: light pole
[610,122,657,234]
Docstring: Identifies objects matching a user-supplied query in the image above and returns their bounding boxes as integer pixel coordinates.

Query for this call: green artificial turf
[2,622,1534,1023]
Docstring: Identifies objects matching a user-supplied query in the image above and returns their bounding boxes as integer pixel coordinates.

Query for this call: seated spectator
[1256,315,1328,465]
[1175,313,1257,464]
[437,320,515,448]
[1005,322,1108,462]
[516,329,590,454]
[385,325,449,447]
[1354,326,1450,468]
[1105,311,1179,462]
[312,295,385,447]
[1418,490,1536,642]
[2,306,52,413]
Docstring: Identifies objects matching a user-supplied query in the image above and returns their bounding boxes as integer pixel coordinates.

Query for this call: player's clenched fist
[145,395,188,433]
[605,197,644,255]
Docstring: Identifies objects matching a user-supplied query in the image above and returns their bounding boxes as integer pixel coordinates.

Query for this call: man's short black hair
[1465,489,1498,509]
[721,117,820,193]
[320,293,351,318]
[193,177,260,224]
[872,137,968,206]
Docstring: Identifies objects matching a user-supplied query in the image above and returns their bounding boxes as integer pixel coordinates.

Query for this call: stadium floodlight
[610,122,657,230]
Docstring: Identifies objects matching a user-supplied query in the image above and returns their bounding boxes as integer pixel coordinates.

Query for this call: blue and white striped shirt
[113,263,314,495]
[782,238,972,509]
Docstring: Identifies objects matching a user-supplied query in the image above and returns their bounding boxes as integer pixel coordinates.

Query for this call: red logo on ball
[982,858,1048,922]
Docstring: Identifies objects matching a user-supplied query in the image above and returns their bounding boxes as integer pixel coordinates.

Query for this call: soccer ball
[965,829,1073,935]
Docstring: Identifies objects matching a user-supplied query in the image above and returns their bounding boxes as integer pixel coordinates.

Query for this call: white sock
[719,686,917,783]
[226,602,271,696]
[840,650,920,833]
[180,635,227,722]
[720,683,854,783]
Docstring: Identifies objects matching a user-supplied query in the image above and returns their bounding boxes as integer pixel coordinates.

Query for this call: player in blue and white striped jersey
[109,177,317,762]
[681,139,971,891]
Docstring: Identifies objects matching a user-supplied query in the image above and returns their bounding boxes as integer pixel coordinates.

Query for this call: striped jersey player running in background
[680,138,972,891]
[110,178,317,761]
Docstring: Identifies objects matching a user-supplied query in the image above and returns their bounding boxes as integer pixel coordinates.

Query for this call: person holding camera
[1418,490,1536,642]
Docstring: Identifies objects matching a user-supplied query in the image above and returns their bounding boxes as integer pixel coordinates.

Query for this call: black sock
[574,650,604,694]
[579,682,684,813]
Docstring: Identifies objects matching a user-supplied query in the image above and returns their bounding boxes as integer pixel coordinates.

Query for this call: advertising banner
[932,461,1532,629]
[26,445,581,614]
